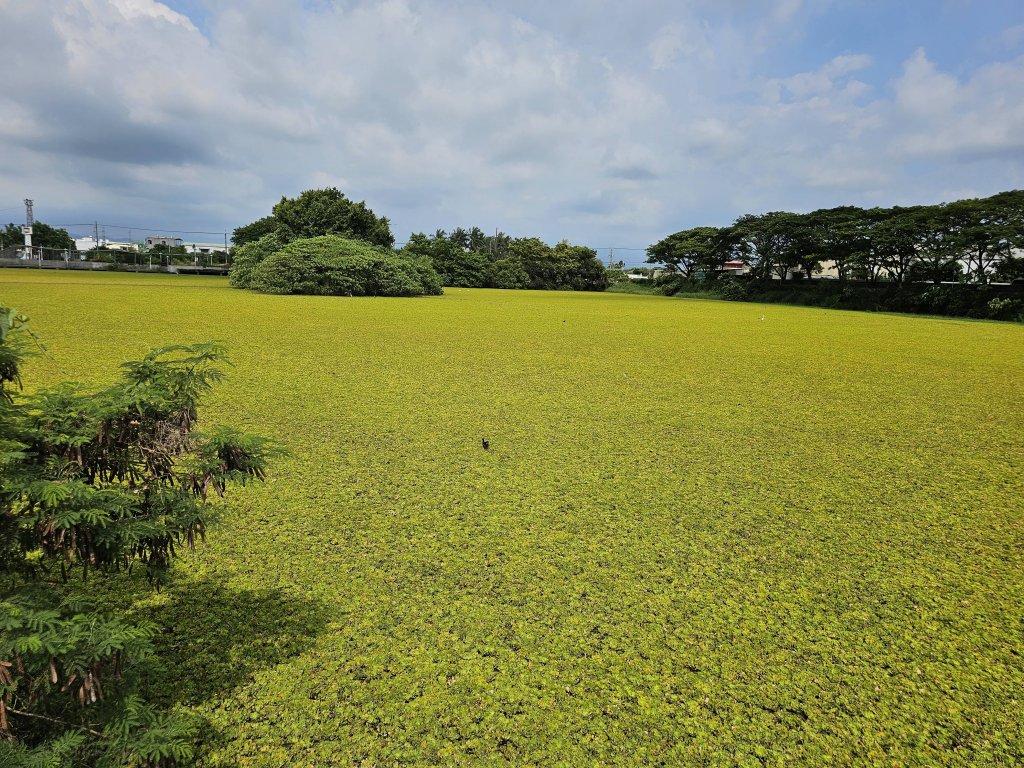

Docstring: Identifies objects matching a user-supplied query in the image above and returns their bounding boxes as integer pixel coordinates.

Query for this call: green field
[3,270,1023,766]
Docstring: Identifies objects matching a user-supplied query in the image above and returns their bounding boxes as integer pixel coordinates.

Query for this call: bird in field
[482,437,490,450]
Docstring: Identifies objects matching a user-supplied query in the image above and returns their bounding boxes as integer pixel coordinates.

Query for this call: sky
[1,0,1023,262]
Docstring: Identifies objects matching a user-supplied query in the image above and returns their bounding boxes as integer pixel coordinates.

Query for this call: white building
[183,241,228,255]
[73,237,137,253]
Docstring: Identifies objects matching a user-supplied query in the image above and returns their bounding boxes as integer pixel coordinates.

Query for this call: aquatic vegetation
[2,270,1022,766]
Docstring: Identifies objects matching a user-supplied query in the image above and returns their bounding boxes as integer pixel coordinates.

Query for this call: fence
[0,247,229,275]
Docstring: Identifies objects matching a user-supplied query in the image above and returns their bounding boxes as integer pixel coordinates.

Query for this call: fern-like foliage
[0,307,277,766]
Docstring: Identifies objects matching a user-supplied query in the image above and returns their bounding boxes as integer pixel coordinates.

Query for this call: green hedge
[656,276,1024,321]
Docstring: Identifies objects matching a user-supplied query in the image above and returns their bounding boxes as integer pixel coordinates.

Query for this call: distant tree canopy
[645,226,741,279]
[232,188,394,249]
[649,190,1024,285]
[2,222,76,252]
[401,229,609,292]
[994,253,1024,282]
[231,216,280,247]
[233,235,441,297]
[234,194,610,293]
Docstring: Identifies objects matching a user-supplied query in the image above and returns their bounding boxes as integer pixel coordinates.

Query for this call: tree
[646,226,733,279]
[732,212,804,280]
[866,207,926,284]
[555,242,609,291]
[847,208,888,282]
[401,233,489,288]
[993,254,1024,282]
[466,227,489,254]
[230,216,279,247]
[232,189,394,249]
[806,207,870,281]
[947,194,1021,284]
[907,257,963,284]
[509,238,608,291]
[0,311,275,766]
[773,215,822,281]
[2,223,76,253]
[485,258,530,289]
[402,229,605,291]
[912,206,963,284]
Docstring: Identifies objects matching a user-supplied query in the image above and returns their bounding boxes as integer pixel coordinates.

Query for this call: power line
[53,223,227,236]
[104,223,228,236]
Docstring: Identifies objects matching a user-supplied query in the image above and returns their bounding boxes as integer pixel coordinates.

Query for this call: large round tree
[232,188,394,248]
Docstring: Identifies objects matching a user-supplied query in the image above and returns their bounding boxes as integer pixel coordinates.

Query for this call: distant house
[145,236,184,248]
[816,260,841,279]
[722,260,747,275]
[74,237,137,253]
[183,242,227,255]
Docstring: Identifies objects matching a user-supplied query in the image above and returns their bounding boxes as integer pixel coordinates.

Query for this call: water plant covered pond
[2,270,1022,766]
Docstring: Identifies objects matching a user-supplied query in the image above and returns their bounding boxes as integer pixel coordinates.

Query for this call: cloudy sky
[2,0,1023,260]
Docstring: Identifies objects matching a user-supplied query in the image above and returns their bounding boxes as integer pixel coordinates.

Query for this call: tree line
[399,229,608,291]
[1,223,76,253]
[647,190,1024,285]
[233,189,609,293]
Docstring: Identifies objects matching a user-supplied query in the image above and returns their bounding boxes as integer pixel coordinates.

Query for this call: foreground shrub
[0,310,275,766]
[247,236,443,297]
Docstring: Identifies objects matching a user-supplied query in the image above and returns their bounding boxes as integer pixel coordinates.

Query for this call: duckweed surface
[2,270,1023,766]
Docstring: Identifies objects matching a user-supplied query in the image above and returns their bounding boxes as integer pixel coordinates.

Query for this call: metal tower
[22,199,33,256]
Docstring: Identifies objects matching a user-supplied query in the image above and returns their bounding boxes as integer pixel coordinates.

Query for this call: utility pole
[22,199,33,259]
[94,221,100,251]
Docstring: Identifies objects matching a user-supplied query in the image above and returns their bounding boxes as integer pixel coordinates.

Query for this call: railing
[0,254,228,275]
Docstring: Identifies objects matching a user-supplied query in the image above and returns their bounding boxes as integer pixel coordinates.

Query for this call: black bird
[482,437,490,450]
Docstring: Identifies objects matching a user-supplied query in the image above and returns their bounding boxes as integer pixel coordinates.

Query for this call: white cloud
[893,48,960,116]
[104,0,197,29]
[888,49,1024,160]
[767,53,872,101]
[1001,23,1024,46]
[647,21,715,70]
[1,1,1022,254]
